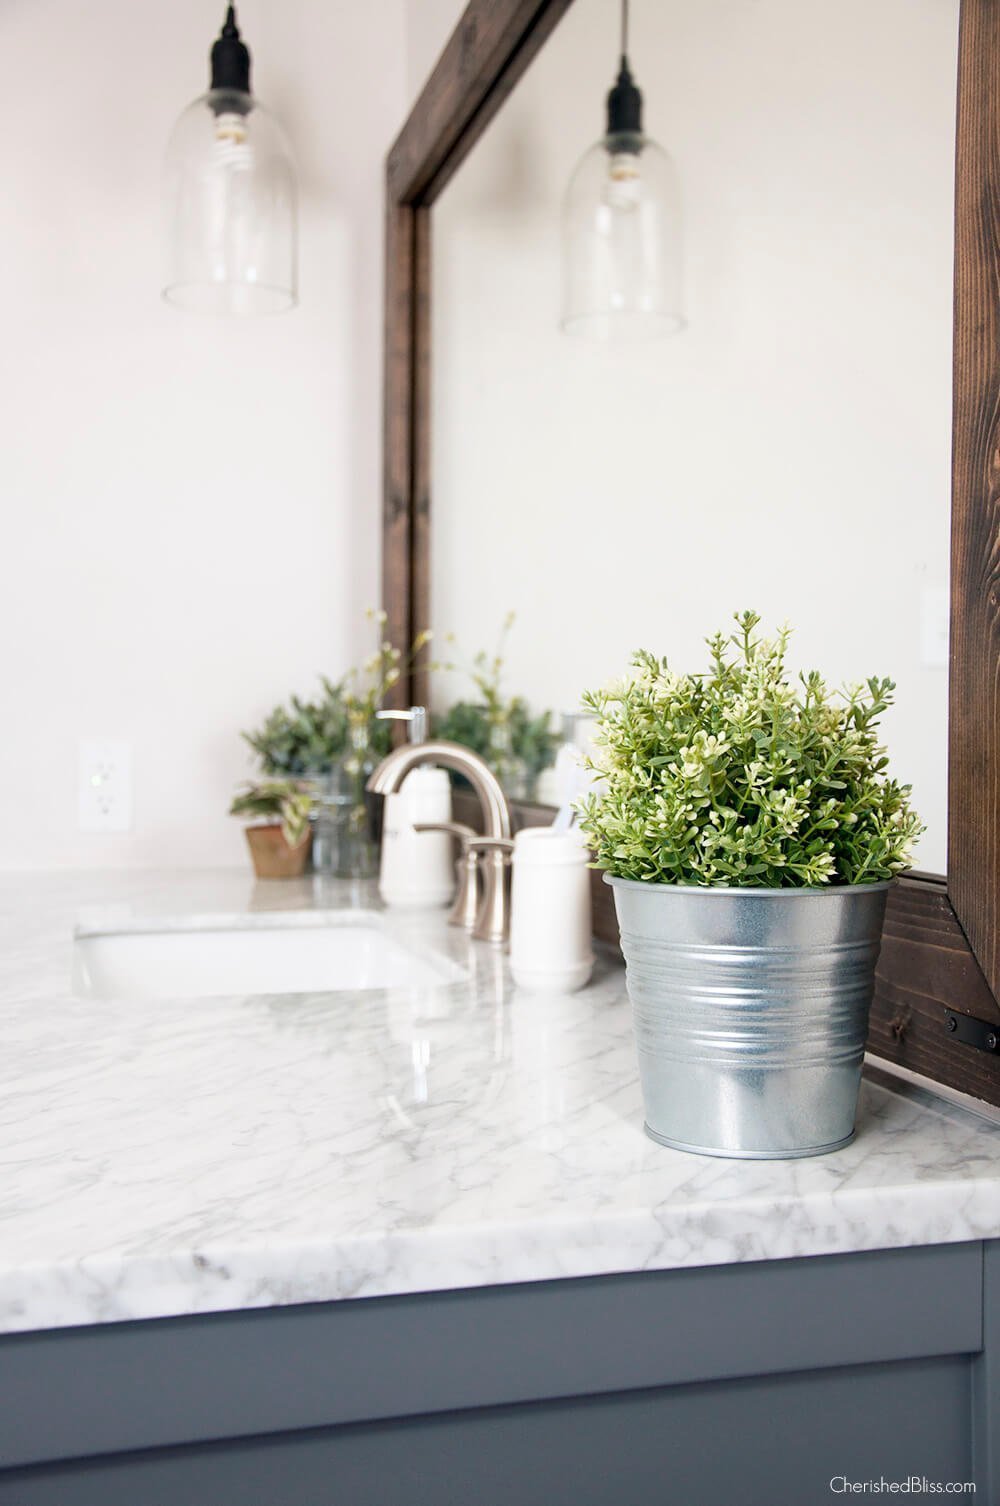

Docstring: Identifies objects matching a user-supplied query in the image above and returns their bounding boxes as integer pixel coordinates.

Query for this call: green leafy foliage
[242,680,363,775]
[436,698,559,784]
[434,614,559,787]
[435,700,491,760]
[578,611,924,888]
[242,613,430,776]
[229,780,313,848]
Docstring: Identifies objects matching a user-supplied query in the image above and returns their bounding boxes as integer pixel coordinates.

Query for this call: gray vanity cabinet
[1,1241,996,1505]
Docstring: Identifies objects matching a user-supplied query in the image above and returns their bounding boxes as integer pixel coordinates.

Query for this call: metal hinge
[945,1010,1000,1054]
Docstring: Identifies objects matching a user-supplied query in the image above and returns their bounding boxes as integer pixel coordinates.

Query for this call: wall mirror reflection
[429,0,956,875]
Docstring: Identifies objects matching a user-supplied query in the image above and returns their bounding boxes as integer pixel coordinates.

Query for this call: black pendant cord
[210,4,252,95]
[606,0,642,138]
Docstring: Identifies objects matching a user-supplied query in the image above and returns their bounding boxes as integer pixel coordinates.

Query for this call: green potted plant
[242,613,430,876]
[240,685,358,778]
[436,614,559,798]
[579,611,923,1161]
[242,676,391,878]
[229,780,314,879]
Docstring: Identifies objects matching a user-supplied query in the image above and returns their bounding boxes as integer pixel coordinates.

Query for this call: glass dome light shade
[162,87,297,316]
[560,130,683,340]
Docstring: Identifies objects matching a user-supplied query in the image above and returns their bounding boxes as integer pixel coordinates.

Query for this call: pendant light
[560,0,682,339]
[162,7,298,315]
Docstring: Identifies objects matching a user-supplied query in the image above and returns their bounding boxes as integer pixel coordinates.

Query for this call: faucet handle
[413,821,476,845]
[375,706,427,744]
[467,837,514,946]
[413,821,479,931]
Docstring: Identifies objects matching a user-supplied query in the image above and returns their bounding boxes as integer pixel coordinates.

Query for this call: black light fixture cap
[606,57,643,141]
[210,5,252,95]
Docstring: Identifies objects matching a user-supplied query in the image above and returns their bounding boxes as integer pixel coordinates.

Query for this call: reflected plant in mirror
[579,611,924,888]
[434,613,560,800]
[242,611,431,876]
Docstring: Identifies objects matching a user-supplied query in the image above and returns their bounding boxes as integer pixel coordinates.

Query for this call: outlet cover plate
[79,741,133,833]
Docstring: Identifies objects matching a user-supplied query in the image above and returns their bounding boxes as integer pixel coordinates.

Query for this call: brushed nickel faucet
[366,740,513,944]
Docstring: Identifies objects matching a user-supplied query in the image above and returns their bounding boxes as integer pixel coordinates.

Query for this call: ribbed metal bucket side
[607,878,890,1160]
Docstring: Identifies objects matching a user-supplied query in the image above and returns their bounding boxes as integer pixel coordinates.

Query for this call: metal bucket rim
[603,873,892,898]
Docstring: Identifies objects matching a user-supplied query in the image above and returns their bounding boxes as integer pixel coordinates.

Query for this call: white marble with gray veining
[1,868,999,1336]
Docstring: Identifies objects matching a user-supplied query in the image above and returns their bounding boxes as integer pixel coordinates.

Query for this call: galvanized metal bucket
[606,875,891,1160]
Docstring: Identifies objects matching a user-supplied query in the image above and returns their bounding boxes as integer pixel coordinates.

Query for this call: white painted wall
[0,0,406,868]
[431,0,957,871]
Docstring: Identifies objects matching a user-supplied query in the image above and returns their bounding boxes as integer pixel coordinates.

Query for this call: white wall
[0,0,406,868]
[431,0,957,872]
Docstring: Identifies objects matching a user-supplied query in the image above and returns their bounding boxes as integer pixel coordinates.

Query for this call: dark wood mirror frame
[382,0,1000,1108]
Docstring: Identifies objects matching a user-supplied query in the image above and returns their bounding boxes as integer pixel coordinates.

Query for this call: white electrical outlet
[79,741,133,833]
[920,587,950,669]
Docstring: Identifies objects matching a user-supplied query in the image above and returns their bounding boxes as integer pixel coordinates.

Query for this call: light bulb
[604,151,642,211]
[561,131,683,337]
[161,7,297,315]
[213,111,253,171]
[559,5,684,339]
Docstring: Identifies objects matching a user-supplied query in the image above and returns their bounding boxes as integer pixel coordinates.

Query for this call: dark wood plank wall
[385,0,1000,1109]
[949,0,1000,1003]
[870,877,1000,1103]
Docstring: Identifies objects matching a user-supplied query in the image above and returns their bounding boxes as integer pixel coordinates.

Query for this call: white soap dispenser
[375,707,454,909]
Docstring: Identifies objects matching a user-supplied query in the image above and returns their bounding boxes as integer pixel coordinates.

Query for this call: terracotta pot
[244,824,312,879]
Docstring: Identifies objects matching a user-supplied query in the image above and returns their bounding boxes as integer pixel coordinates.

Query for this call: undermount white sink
[73,913,466,1002]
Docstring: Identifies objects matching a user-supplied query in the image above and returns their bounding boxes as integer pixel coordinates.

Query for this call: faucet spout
[366,740,511,839]
[367,740,513,943]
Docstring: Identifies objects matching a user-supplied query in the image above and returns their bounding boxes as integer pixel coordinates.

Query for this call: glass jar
[306,725,378,879]
[487,716,531,801]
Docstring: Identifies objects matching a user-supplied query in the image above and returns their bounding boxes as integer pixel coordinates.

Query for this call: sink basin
[73,913,466,1001]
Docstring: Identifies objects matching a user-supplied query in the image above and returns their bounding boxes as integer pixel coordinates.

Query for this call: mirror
[430,0,957,874]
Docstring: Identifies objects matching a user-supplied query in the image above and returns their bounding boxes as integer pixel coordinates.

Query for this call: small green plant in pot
[242,613,430,877]
[579,611,923,1160]
[435,614,559,798]
[230,780,314,880]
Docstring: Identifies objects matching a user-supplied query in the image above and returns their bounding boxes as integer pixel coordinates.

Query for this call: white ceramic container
[510,826,594,993]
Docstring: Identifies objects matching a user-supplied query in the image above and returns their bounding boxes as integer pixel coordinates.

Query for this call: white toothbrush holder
[509,826,594,993]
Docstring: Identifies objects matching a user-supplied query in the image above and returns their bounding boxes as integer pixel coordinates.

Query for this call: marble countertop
[2,868,1000,1336]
